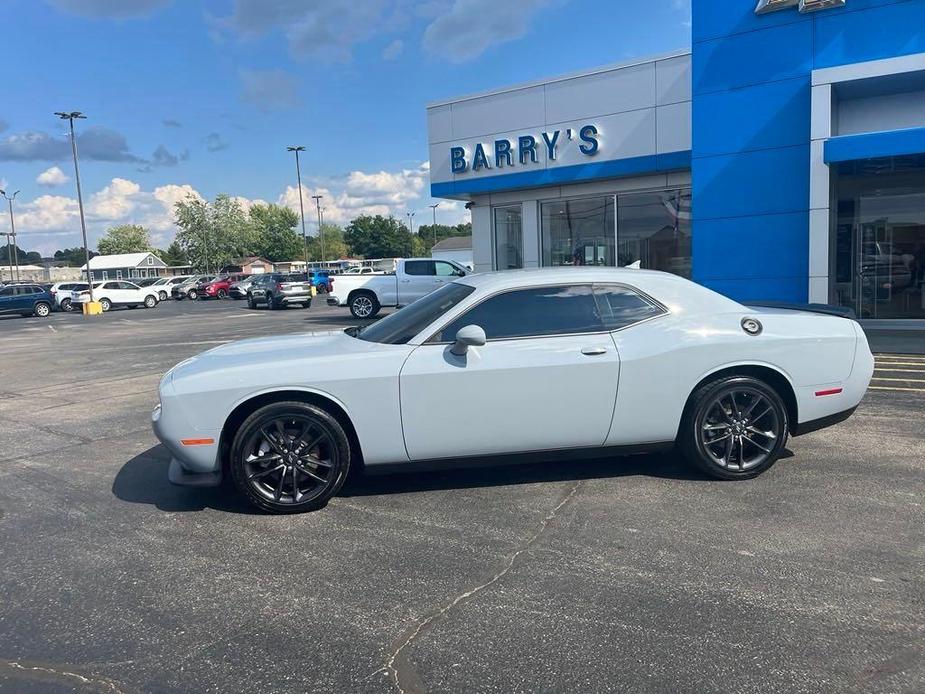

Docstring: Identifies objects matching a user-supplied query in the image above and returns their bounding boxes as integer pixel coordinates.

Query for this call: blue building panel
[824,126,925,163]
[692,20,813,95]
[693,77,810,157]
[693,212,809,282]
[814,0,925,69]
[699,276,809,304]
[693,145,810,221]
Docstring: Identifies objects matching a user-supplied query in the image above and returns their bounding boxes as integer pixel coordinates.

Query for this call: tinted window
[357,282,475,345]
[595,285,665,330]
[404,260,433,276]
[435,284,602,342]
[0,287,12,296]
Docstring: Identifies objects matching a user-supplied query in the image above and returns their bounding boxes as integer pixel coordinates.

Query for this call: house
[235,256,274,275]
[81,252,167,281]
[431,236,473,269]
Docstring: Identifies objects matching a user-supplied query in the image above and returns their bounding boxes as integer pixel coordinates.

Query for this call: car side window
[434,261,462,277]
[0,287,12,296]
[433,284,602,342]
[593,284,666,331]
[405,260,434,276]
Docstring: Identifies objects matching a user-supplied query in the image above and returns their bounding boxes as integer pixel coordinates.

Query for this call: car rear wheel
[158,290,168,301]
[679,375,788,480]
[143,295,157,308]
[349,292,379,319]
[247,294,256,309]
[229,401,351,514]
[99,298,112,312]
[60,298,73,312]
[217,289,228,299]
[34,302,51,318]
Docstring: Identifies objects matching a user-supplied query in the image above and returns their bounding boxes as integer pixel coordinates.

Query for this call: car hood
[167,330,411,387]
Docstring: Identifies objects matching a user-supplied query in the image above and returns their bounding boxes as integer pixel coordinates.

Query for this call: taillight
[275,282,283,290]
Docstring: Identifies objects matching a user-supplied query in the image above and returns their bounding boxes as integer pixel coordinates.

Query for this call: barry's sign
[450,124,600,175]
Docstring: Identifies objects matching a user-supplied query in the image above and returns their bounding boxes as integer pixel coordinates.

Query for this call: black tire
[99,298,112,312]
[268,296,278,310]
[187,289,198,300]
[247,294,257,310]
[33,302,51,318]
[143,295,157,308]
[349,291,380,319]
[679,375,789,480]
[158,290,168,301]
[127,305,137,309]
[228,401,352,514]
[60,298,73,312]
[217,288,228,299]
[300,300,311,309]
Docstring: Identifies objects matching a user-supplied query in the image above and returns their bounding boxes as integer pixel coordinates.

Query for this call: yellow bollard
[82,301,103,316]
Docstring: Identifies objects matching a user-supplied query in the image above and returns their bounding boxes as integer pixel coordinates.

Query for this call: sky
[0,0,691,256]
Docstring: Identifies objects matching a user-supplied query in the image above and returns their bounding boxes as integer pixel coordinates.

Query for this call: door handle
[581,347,608,356]
[400,279,410,283]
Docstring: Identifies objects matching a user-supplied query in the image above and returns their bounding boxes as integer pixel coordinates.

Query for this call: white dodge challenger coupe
[153,268,874,513]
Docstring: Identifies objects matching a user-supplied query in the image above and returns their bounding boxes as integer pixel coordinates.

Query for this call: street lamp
[55,111,94,303]
[311,195,324,267]
[429,202,440,250]
[0,190,19,281]
[286,146,310,272]
[406,211,415,258]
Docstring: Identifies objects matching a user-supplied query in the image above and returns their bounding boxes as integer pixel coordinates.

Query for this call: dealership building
[427,0,925,323]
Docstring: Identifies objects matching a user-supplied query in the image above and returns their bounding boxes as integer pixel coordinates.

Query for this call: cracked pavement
[0,300,923,693]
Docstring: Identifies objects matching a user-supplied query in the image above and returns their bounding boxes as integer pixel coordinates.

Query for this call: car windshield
[354,282,475,345]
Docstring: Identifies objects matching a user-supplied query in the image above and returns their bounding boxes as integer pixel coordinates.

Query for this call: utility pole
[56,111,94,303]
[287,146,309,272]
[0,190,19,281]
[312,195,323,268]
[406,211,415,258]
[1,232,13,282]
[429,203,440,251]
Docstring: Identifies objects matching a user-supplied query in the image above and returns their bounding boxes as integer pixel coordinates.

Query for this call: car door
[398,260,436,305]
[0,286,16,314]
[122,281,144,303]
[399,283,621,460]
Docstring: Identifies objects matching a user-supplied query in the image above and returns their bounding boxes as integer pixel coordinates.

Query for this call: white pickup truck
[328,258,469,318]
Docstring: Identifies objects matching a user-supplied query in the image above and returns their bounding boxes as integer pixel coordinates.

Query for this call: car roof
[455,267,745,314]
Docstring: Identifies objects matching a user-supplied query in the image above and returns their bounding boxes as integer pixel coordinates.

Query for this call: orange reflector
[814,388,843,397]
[181,438,215,446]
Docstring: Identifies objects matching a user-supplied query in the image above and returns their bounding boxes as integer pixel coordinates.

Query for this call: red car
[201,274,246,299]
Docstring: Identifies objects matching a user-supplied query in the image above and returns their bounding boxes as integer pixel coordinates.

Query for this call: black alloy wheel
[217,288,228,299]
[60,298,73,312]
[229,401,351,513]
[681,376,788,480]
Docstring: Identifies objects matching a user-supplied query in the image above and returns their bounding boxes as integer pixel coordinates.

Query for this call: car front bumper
[152,401,223,487]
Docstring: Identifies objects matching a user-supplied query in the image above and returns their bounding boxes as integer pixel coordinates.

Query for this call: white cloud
[382,39,404,60]
[13,161,466,256]
[36,166,70,187]
[423,0,554,63]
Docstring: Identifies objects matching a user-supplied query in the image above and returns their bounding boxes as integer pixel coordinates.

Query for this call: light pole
[1,232,13,282]
[429,202,440,250]
[0,190,19,281]
[406,211,415,258]
[286,146,310,272]
[311,195,324,267]
[56,111,94,303]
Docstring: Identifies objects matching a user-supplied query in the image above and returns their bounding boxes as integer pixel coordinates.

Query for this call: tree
[344,215,413,259]
[160,241,189,266]
[54,247,97,266]
[249,203,302,262]
[97,224,152,255]
[174,194,257,272]
[0,244,41,264]
[309,223,350,261]
[416,221,472,254]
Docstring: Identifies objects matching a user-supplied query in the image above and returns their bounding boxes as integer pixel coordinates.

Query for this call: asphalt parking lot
[0,298,922,693]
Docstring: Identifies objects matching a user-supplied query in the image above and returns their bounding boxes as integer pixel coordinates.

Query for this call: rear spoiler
[746,302,857,319]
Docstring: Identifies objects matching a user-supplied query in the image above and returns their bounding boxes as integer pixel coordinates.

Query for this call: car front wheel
[34,302,51,317]
[60,298,73,312]
[229,401,352,514]
[158,290,168,301]
[679,375,788,480]
[187,289,198,300]
[247,294,257,309]
[144,295,157,308]
[349,292,379,319]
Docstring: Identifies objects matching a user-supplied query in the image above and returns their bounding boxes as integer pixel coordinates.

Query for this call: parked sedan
[246,273,312,310]
[0,284,54,318]
[73,280,159,311]
[172,275,214,300]
[154,267,874,514]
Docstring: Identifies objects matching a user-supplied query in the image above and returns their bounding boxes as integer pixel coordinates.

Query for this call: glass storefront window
[541,196,616,267]
[493,205,523,270]
[617,190,692,279]
[833,157,925,319]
